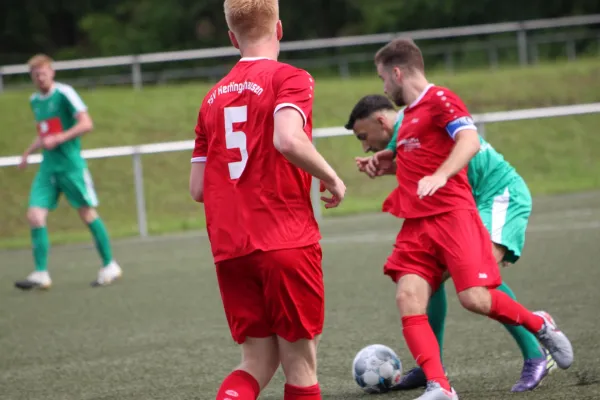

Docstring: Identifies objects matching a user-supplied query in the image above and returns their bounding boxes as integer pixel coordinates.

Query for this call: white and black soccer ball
[352,344,403,394]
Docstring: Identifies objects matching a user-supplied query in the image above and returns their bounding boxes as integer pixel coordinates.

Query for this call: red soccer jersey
[192,57,321,262]
[383,84,478,219]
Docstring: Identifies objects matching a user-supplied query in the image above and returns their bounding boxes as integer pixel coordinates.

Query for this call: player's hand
[417,173,448,199]
[18,154,29,170]
[366,150,394,178]
[41,134,65,150]
[355,156,370,173]
[320,177,346,209]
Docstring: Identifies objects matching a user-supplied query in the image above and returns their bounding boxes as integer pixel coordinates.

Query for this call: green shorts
[477,176,532,264]
[29,168,99,211]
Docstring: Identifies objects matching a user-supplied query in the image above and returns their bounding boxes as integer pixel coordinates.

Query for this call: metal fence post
[311,137,322,222]
[132,56,143,90]
[488,46,499,70]
[566,39,577,61]
[132,152,149,237]
[444,51,454,73]
[517,28,528,65]
[477,122,486,139]
[338,58,351,79]
[0,70,4,93]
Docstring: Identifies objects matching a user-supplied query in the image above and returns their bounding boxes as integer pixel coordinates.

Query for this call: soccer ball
[352,344,403,394]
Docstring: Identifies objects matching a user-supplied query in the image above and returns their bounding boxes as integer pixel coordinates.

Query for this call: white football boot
[91,261,122,287]
[413,382,458,400]
[15,270,52,290]
[533,311,574,370]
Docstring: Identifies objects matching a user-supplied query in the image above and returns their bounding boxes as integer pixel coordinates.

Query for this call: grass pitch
[1,192,599,399]
[1,59,600,247]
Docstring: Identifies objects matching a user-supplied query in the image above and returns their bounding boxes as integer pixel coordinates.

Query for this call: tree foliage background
[1,0,599,64]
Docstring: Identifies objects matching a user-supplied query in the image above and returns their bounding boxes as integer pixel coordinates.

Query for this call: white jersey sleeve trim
[274,103,307,128]
[191,156,207,163]
[55,83,88,115]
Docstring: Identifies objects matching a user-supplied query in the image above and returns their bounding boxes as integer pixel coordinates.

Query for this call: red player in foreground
[189,1,345,399]
[372,38,573,400]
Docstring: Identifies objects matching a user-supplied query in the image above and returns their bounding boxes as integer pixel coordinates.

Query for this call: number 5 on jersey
[224,106,248,180]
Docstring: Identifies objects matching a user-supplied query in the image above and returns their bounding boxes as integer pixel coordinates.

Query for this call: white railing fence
[1,103,599,236]
[1,14,600,91]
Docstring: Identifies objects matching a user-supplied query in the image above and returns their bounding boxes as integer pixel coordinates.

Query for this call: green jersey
[386,110,519,202]
[30,82,88,172]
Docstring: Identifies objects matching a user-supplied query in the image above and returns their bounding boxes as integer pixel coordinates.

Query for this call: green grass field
[2,192,599,399]
[1,59,600,247]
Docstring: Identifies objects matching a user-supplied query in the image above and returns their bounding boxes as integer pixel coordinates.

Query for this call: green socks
[495,282,544,360]
[88,218,113,267]
[427,284,448,361]
[31,227,49,272]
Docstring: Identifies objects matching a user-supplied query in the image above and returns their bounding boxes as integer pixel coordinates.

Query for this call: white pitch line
[1,214,599,256]
[321,219,600,245]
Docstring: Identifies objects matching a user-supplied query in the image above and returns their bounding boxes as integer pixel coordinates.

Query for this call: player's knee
[27,208,46,227]
[395,285,428,316]
[492,243,507,264]
[278,337,318,387]
[78,207,98,224]
[458,287,492,315]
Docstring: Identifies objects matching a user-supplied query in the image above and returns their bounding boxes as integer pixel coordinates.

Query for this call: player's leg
[15,170,59,290]
[385,221,458,400]
[262,244,324,399]
[436,210,573,371]
[427,282,448,362]
[482,184,554,390]
[61,168,121,286]
[215,254,280,400]
[395,279,448,391]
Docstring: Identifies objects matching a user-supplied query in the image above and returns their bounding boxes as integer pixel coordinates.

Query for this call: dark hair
[374,37,424,73]
[345,95,395,130]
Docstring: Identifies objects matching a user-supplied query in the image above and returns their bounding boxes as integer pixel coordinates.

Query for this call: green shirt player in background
[15,54,122,290]
[347,95,556,393]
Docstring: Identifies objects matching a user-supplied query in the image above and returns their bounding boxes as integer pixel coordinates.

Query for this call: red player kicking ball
[371,38,574,400]
[188,1,345,400]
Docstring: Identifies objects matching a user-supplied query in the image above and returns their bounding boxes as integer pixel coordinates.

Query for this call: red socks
[488,289,544,333]
[216,370,260,400]
[284,383,321,400]
[402,315,451,391]
[215,371,321,400]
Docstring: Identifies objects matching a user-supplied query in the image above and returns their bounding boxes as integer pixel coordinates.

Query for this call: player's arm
[273,68,345,207]
[273,109,337,183]
[189,112,207,203]
[60,111,94,142]
[19,136,42,169]
[434,129,480,179]
[417,93,480,198]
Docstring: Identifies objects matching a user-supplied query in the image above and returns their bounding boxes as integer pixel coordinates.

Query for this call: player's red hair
[28,54,53,70]
[375,38,425,74]
[224,0,279,41]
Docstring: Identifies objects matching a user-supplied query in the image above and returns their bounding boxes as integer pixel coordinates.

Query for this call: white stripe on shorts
[491,187,510,243]
[83,169,99,207]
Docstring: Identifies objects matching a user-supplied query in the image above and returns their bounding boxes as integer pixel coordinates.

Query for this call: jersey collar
[239,57,272,62]
[407,83,434,109]
[37,83,57,99]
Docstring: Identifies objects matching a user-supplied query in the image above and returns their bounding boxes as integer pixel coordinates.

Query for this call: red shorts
[384,209,501,293]
[216,243,324,344]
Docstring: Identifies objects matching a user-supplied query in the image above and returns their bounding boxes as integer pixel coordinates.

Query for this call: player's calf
[456,287,492,315]
[216,336,279,400]
[278,336,322,399]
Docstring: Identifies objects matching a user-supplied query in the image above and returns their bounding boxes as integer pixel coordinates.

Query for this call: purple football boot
[511,348,551,392]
